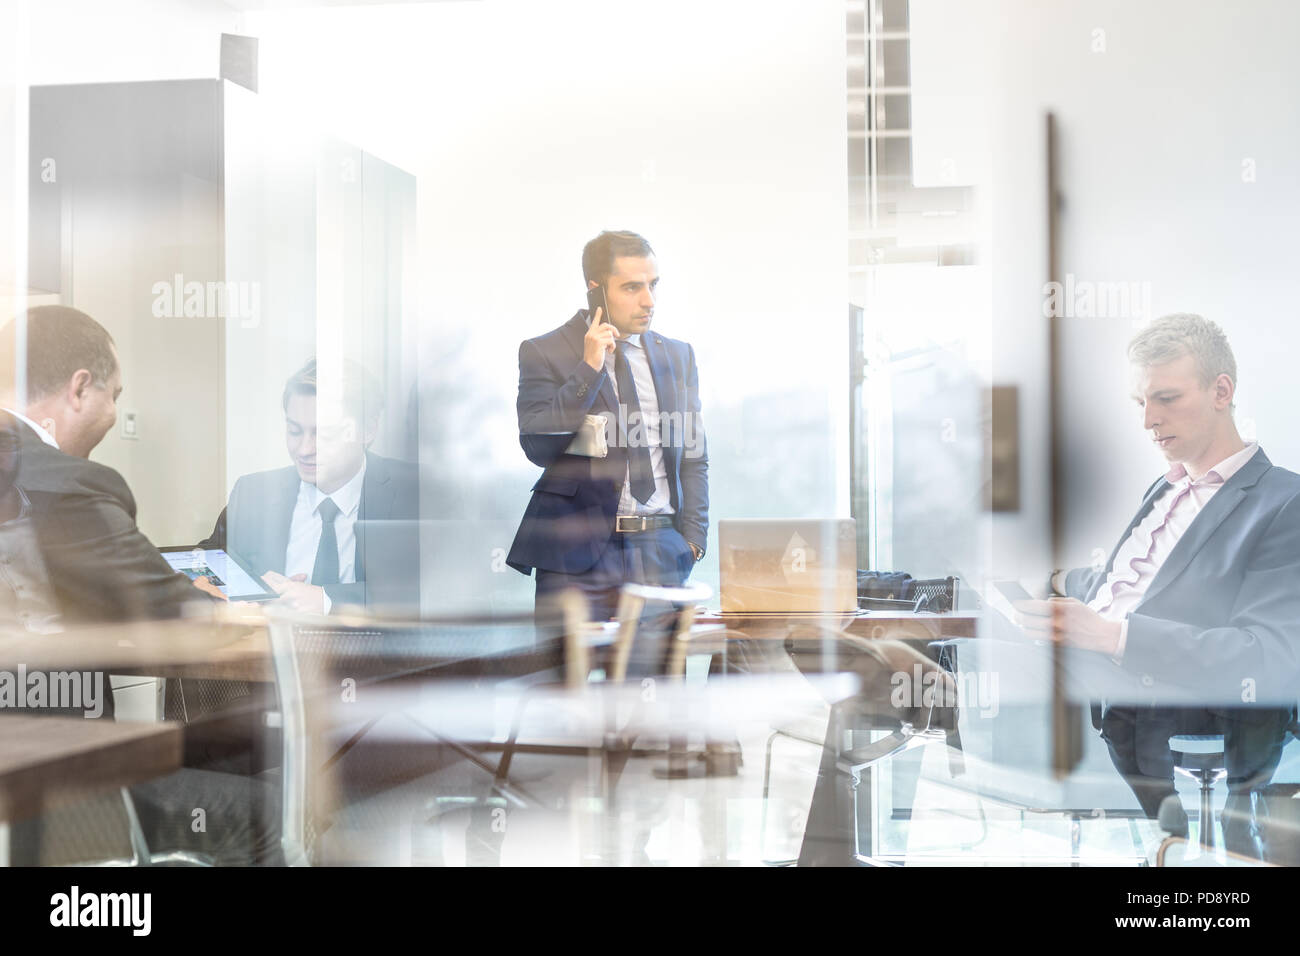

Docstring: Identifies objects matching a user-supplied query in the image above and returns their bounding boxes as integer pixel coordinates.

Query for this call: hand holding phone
[582,285,618,371]
[991,579,1051,645]
[586,284,608,323]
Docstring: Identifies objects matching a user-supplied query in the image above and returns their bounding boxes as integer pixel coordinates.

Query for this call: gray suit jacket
[197,452,421,615]
[1065,446,1300,722]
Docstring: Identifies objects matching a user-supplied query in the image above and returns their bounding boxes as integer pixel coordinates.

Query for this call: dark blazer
[1065,447,1300,725]
[15,421,203,624]
[197,451,421,615]
[506,310,709,576]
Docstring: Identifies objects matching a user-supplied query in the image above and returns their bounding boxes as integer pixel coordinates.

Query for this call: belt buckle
[616,515,644,533]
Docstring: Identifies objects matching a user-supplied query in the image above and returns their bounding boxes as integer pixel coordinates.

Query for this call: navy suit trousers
[534,525,696,675]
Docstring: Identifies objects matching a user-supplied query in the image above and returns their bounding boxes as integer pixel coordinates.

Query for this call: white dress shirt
[284,457,367,612]
[1091,442,1259,659]
[3,408,59,449]
[586,318,673,516]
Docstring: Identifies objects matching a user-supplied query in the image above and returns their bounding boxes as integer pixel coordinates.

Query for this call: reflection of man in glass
[1017,314,1300,857]
[198,357,419,615]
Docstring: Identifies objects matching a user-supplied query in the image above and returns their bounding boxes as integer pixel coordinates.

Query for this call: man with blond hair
[1018,313,1300,858]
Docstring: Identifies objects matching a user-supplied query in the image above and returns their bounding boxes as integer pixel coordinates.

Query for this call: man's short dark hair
[581,230,655,287]
[0,305,118,401]
[282,357,384,427]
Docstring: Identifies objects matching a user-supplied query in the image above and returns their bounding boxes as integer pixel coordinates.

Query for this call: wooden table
[0,715,183,864]
[126,628,272,683]
[0,612,274,684]
[0,608,982,691]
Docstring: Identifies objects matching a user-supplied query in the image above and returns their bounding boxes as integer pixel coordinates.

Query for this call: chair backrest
[164,676,253,724]
[786,629,960,732]
[557,588,594,690]
[264,605,563,865]
[607,582,714,684]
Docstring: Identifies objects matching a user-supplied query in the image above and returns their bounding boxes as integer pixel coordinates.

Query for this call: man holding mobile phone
[506,230,708,632]
[1012,314,1300,858]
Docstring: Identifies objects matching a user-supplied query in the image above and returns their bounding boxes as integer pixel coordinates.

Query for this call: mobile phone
[994,580,1033,603]
[586,285,607,323]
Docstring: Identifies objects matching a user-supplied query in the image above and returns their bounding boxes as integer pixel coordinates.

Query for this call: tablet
[159,546,280,602]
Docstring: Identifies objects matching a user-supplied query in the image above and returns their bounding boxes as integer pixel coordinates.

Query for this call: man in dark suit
[1018,313,1300,858]
[198,357,420,617]
[0,306,213,623]
[506,230,708,626]
[0,306,278,865]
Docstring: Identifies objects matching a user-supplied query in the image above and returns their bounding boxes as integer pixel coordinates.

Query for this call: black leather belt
[614,515,675,533]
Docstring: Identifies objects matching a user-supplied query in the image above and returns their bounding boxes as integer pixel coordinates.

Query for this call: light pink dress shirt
[1090,442,1259,659]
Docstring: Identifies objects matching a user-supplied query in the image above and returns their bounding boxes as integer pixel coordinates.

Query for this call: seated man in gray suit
[1017,313,1300,858]
[199,357,420,617]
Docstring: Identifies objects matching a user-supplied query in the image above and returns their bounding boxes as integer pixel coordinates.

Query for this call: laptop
[717,518,858,614]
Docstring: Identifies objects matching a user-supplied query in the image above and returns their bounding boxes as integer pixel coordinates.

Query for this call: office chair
[761,577,960,862]
[491,582,719,797]
[1153,789,1276,867]
[1162,716,1300,863]
[772,631,962,866]
[265,605,580,865]
[164,676,254,724]
[1154,771,1300,867]
[4,788,214,867]
[1168,734,1227,853]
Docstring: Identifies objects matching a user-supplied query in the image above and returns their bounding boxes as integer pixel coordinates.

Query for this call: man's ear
[1214,373,1235,410]
[587,280,598,290]
[66,369,94,411]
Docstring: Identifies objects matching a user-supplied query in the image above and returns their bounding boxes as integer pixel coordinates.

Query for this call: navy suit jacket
[506,310,709,576]
[1065,446,1300,724]
[198,451,421,614]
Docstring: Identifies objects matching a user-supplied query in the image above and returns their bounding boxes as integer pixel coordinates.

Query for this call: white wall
[16,0,243,542]
[911,0,1300,580]
[998,0,1300,574]
[0,0,25,315]
[25,0,238,86]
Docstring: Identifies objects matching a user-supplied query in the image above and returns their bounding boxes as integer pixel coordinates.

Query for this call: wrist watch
[1049,569,1067,596]
[689,543,704,561]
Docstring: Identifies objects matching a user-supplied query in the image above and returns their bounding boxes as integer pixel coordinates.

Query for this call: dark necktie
[312,497,342,586]
[614,340,655,504]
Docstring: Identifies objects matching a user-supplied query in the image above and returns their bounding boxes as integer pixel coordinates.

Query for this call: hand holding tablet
[159,546,280,602]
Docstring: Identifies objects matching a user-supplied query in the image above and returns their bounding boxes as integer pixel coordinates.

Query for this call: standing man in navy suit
[1016,314,1300,858]
[507,230,708,624]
